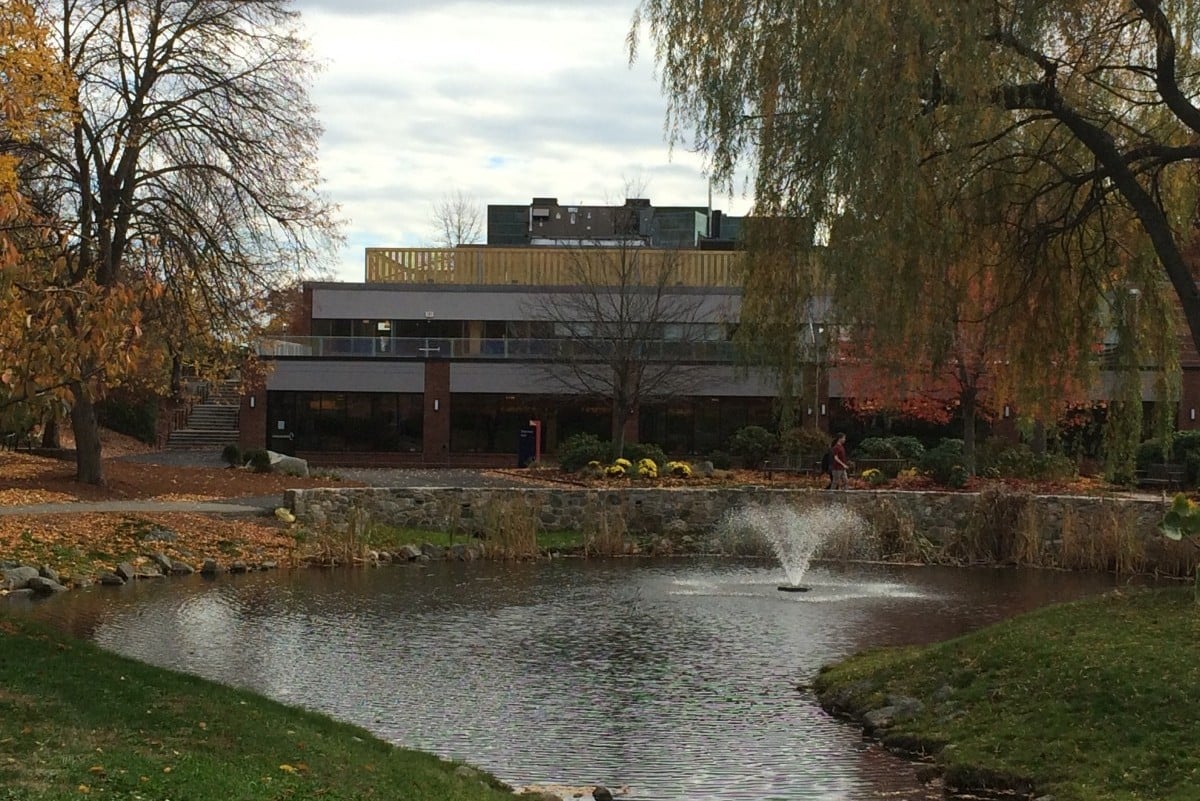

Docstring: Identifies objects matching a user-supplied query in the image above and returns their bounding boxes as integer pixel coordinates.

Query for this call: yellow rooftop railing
[364,247,744,287]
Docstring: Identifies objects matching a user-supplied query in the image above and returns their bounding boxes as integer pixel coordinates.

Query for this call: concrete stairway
[165,380,240,449]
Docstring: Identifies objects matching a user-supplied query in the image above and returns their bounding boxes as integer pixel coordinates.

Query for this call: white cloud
[297,1,753,281]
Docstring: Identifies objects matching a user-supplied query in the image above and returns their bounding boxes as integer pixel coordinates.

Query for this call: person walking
[831,432,850,490]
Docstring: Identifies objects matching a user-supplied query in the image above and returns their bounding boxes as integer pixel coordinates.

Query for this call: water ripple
[10,558,1132,800]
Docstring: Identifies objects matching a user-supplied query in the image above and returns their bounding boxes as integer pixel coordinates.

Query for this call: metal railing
[255,335,742,363]
[364,246,743,287]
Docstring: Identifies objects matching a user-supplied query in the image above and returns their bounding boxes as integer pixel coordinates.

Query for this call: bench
[762,455,821,479]
[1135,463,1186,491]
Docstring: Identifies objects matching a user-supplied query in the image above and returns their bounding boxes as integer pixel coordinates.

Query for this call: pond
[9,557,1136,800]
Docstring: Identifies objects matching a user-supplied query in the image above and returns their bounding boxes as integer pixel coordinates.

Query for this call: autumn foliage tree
[0,1,75,436]
[9,0,339,484]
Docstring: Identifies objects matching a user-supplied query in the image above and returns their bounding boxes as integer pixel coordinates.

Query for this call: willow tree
[632,1,1193,442]
[13,0,339,484]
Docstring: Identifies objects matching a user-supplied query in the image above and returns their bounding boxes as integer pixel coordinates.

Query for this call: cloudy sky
[291,0,754,282]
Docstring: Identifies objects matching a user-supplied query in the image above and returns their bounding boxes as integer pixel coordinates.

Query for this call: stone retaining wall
[286,486,1171,550]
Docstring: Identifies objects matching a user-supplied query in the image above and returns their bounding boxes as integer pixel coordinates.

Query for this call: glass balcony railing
[255,336,743,363]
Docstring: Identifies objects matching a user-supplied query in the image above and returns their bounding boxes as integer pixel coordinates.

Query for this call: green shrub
[244,448,272,473]
[919,438,965,486]
[988,445,1077,481]
[707,449,733,470]
[728,425,778,468]
[886,436,926,460]
[221,443,242,467]
[947,464,970,489]
[855,437,901,460]
[557,433,610,472]
[779,427,828,459]
[625,442,668,470]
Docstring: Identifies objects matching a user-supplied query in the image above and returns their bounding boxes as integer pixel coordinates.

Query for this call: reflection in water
[8,559,1137,800]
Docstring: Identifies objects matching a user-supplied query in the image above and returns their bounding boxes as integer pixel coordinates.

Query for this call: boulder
[420,542,444,559]
[200,559,220,575]
[151,553,175,573]
[396,544,422,561]
[267,451,309,477]
[27,576,67,595]
[98,571,126,586]
[38,565,59,584]
[115,562,137,582]
[593,787,614,801]
[229,560,249,573]
[170,561,195,575]
[1,566,39,591]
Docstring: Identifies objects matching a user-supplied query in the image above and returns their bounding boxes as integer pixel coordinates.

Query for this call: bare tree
[527,240,718,457]
[14,0,340,484]
[432,190,483,247]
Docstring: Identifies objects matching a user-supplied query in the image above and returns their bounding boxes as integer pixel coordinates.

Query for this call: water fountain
[725,504,866,592]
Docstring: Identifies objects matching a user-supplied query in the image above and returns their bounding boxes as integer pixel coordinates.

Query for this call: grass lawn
[0,616,515,800]
[813,586,1200,801]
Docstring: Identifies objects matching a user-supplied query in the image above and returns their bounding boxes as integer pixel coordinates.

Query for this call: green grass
[0,616,515,800]
[813,587,1200,800]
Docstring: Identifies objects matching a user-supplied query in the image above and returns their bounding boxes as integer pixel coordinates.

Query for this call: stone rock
[397,544,422,561]
[261,560,278,570]
[115,562,137,582]
[1,566,39,591]
[267,451,310,477]
[170,561,195,575]
[38,565,59,584]
[693,460,715,477]
[885,694,925,720]
[229,560,249,573]
[664,519,689,535]
[200,559,220,575]
[98,571,126,586]
[27,576,67,595]
[142,526,178,543]
[593,786,614,801]
[134,565,164,580]
[863,705,900,732]
[420,542,443,559]
[449,543,476,561]
[151,553,175,573]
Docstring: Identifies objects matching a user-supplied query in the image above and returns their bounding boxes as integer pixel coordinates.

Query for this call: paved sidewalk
[0,499,270,516]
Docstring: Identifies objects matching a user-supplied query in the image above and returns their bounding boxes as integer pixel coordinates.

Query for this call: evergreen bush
[557,433,610,472]
[728,425,778,468]
[919,438,965,486]
[221,443,242,467]
[244,448,272,473]
[624,442,668,471]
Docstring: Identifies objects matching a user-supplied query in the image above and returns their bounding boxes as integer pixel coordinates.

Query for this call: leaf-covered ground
[0,440,365,580]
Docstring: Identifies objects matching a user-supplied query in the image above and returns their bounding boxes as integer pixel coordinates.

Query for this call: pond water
[9,558,1136,800]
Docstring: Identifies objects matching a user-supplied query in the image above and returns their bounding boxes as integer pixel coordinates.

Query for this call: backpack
[819,449,832,472]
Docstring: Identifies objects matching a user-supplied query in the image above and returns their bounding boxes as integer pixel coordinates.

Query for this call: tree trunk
[611,402,626,459]
[70,383,104,485]
[40,416,60,449]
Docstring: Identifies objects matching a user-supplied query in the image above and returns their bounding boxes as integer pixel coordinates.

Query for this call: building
[239,195,1200,465]
[239,197,817,465]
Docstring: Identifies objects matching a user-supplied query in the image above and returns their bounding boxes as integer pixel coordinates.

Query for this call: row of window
[310,319,737,342]
[265,391,775,455]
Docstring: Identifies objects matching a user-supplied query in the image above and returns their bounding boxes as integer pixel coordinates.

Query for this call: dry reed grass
[581,492,628,556]
[479,495,540,560]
